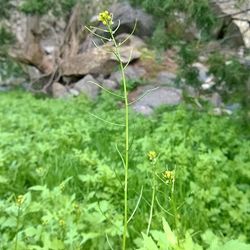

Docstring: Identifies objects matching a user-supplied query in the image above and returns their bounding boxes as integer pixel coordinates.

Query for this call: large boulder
[210,0,250,48]
[60,45,141,76]
[131,86,182,115]
[109,2,154,38]
[156,71,177,86]
[110,65,146,85]
[52,82,70,99]
[73,74,100,100]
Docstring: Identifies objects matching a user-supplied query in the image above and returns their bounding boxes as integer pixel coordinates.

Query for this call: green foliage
[0,28,17,85]
[151,21,170,50]
[177,43,200,86]
[20,0,78,16]
[130,0,217,50]
[136,219,250,250]
[0,59,24,81]
[0,91,249,249]
[0,26,15,46]
[0,0,12,19]
[208,53,249,87]
[20,0,54,15]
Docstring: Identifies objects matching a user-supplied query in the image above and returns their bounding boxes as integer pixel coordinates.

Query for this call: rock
[115,33,146,49]
[27,66,41,81]
[183,85,198,98]
[69,88,80,97]
[210,92,222,107]
[60,45,141,76]
[112,46,141,64]
[133,105,154,116]
[156,71,177,85]
[102,79,119,90]
[52,82,70,99]
[225,103,241,112]
[73,74,100,100]
[210,0,250,48]
[110,65,146,85]
[0,86,11,92]
[109,2,154,38]
[61,47,115,77]
[79,35,103,53]
[192,62,210,83]
[131,86,182,115]
[192,62,216,89]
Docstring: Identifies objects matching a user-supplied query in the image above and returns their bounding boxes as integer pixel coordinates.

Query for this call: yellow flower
[148,151,157,161]
[163,170,175,183]
[41,218,48,226]
[16,195,24,206]
[59,183,65,191]
[59,219,66,227]
[98,10,113,26]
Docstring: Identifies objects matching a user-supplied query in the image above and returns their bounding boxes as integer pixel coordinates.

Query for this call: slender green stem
[108,25,129,250]
[15,206,21,250]
[147,183,155,235]
[147,166,156,236]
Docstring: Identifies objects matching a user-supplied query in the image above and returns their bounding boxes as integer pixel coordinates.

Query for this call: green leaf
[221,240,250,250]
[141,233,159,250]
[0,175,8,184]
[162,218,177,247]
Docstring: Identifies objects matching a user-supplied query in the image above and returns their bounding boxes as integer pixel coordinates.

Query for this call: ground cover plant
[0,89,249,249]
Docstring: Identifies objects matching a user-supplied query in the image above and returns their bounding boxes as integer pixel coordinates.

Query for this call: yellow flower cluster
[148,151,157,161]
[16,195,24,206]
[98,10,113,26]
[59,219,66,227]
[163,170,175,183]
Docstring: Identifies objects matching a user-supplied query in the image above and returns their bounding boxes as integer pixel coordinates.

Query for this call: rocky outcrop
[131,86,182,115]
[73,74,100,100]
[210,0,250,48]
[109,2,154,38]
[60,45,141,76]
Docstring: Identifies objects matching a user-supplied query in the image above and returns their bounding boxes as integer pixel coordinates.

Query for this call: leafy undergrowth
[0,91,249,249]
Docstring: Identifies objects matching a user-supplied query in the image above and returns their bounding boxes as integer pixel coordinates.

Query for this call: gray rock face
[61,46,141,77]
[156,71,177,85]
[132,86,182,115]
[52,82,70,99]
[102,79,119,90]
[210,0,250,48]
[183,85,198,98]
[210,92,222,107]
[110,65,146,85]
[109,2,154,38]
[192,63,210,83]
[74,75,100,100]
[115,34,146,49]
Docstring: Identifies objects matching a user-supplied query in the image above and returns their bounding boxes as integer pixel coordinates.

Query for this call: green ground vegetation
[0,91,249,249]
